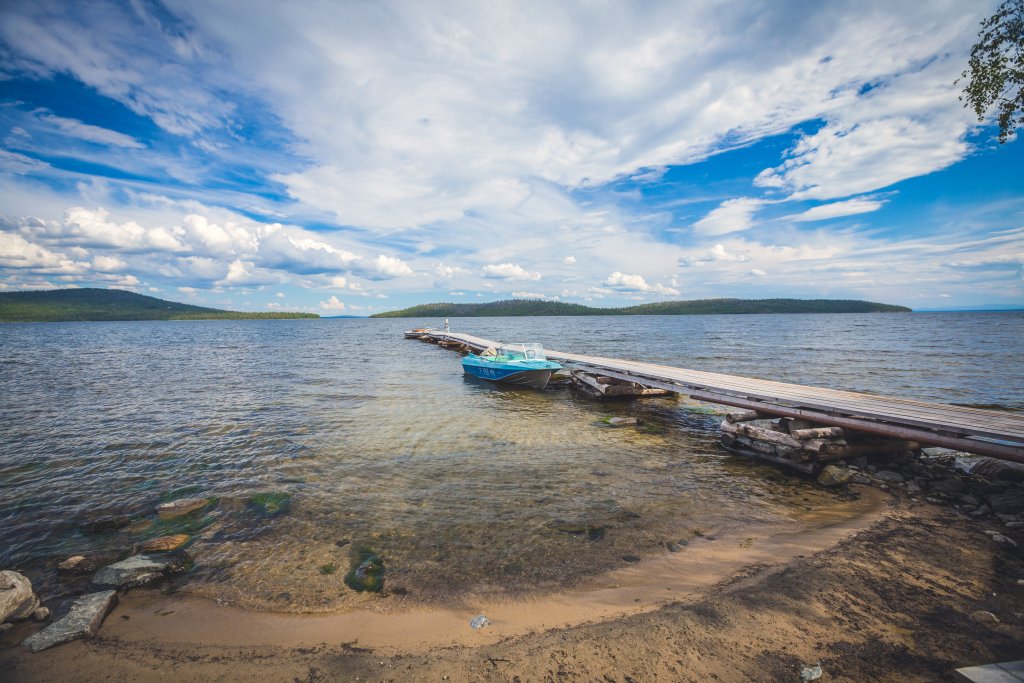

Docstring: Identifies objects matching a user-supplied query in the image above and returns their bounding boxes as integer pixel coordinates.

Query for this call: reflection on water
[1,313,1021,611]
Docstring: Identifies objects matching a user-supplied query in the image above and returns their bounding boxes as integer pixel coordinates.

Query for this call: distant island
[0,288,319,322]
[371,298,912,318]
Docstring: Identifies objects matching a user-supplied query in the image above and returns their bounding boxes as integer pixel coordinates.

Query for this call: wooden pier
[419,330,1024,463]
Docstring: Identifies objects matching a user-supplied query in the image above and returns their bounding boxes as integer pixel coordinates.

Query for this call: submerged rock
[817,465,852,488]
[0,571,39,623]
[140,534,190,553]
[606,417,639,427]
[21,591,117,653]
[343,549,385,593]
[971,458,1024,482]
[247,492,292,516]
[156,498,211,519]
[987,492,1024,515]
[92,553,191,589]
[79,515,131,534]
[57,555,112,575]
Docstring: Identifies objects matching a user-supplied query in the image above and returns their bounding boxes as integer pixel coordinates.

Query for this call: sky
[0,0,1022,314]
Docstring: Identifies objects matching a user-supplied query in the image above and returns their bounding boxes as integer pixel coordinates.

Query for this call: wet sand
[4,488,1023,681]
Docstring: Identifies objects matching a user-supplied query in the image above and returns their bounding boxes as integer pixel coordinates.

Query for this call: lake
[1,312,1021,611]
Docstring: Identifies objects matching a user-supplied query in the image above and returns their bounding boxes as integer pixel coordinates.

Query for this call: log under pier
[413,330,1024,465]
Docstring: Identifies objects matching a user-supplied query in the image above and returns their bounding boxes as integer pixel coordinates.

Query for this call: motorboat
[404,327,433,339]
[461,343,562,389]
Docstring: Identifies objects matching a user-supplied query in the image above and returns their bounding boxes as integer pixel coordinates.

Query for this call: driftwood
[791,426,844,440]
[571,370,672,400]
[725,410,767,423]
[721,416,919,473]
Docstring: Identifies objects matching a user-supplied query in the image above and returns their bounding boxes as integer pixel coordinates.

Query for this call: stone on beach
[0,570,40,623]
[92,554,189,589]
[140,534,190,553]
[156,498,211,518]
[873,470,904,483]
[986,492,1024,515]
[971,458,1024,482]
[817,465,852,488]
[21,591,117,653]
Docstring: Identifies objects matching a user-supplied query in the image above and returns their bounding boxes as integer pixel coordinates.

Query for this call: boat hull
[463,365,555,389]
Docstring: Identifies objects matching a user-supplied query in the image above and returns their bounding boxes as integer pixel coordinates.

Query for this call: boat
[461,343,562,389]
[404,327,433,339]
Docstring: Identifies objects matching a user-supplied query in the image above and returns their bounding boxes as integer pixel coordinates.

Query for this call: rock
[156,498,211,518]
[469,614,490,629]
[56,555,108,575]
[79,515,131,534]
[817,465,851,488]
[905,481,923,494]
[343,549,385,593]
[971,610,1000,625]
[989,533,1018,547]
[0,571,39,623]
[32,607,49,622]
[247,493,291,516]
[851,474,872,485]
[959,494,981,506]
[873,470,904,483]
[622,555,641,563]
[666,542,683,552]
[140,534,190,553]
[0,623,11,632]
[987,492,1024,515]
[607,417,639,427]
[971,458,1024,482]
[930,478,966,494]
[92,554,190,589]
[21,591,117,653]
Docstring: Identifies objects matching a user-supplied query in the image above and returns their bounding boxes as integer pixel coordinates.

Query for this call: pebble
[140,534,190,553]
[971,610,1000,625]
[156,498,211,519]
[607,417,639,427]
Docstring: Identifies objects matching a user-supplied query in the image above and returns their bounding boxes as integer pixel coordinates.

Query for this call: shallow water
[1,312,1021,611]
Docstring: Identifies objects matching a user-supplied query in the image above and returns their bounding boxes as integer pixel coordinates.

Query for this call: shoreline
[58,487,888,654]
[3,492,1022,680]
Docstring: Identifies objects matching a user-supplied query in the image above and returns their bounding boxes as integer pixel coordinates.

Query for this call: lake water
[1,312,1021,611]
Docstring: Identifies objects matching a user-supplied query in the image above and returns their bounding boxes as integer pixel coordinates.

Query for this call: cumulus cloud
[319,295,346,311]
[563,255,576,265]
[0,231,87,273]
[435,263,469,279]
[369,254,413,278]
[679,243,750,267]
[482,263,541,281]
[603,272,679,296]
[790,197,887,222]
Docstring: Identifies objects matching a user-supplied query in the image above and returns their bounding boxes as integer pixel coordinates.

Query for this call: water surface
[1,312,1020,610]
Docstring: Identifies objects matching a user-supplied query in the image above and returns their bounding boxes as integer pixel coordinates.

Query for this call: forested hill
[371,298,911,318]
[0,288,319,322]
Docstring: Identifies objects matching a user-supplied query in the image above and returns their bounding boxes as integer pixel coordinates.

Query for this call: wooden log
[721,421,803,449]
[719,439,817,474]
[725,410,765,423]
[818,439,919,459]
[791,426,845,440]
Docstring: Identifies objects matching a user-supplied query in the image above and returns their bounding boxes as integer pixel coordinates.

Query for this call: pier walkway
[422,331,1024,463]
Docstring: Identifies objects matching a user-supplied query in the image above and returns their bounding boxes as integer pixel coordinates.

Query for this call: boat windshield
[495,343,547,361]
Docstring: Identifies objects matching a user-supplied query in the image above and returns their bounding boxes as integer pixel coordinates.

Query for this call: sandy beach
[3,488,1022,682]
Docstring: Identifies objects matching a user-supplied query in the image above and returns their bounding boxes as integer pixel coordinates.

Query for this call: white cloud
[435,263,469,279]
[92,254,127,271]
[603,271,679,296]
[275,291,285,298]
[319,295,346,311]
[511,291,559,301]
[692,198,766,236]
[38,113,146,149]
[448,290,466,296]
[0,232,87,273]
[482,262,541,281]
[749,269,767,276]
[679,243,750,267]
[0,149,51,174]
[370,254,414,278]
[790,197,887,222]
[563,255,577,265]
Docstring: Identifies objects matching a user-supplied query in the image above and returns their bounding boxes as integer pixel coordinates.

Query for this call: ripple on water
[1,313,1021,610]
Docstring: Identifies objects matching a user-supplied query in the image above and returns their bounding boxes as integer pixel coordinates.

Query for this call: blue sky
[0,0,1021,313]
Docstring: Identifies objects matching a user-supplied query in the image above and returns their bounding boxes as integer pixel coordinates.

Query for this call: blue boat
[461,343,562,389]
